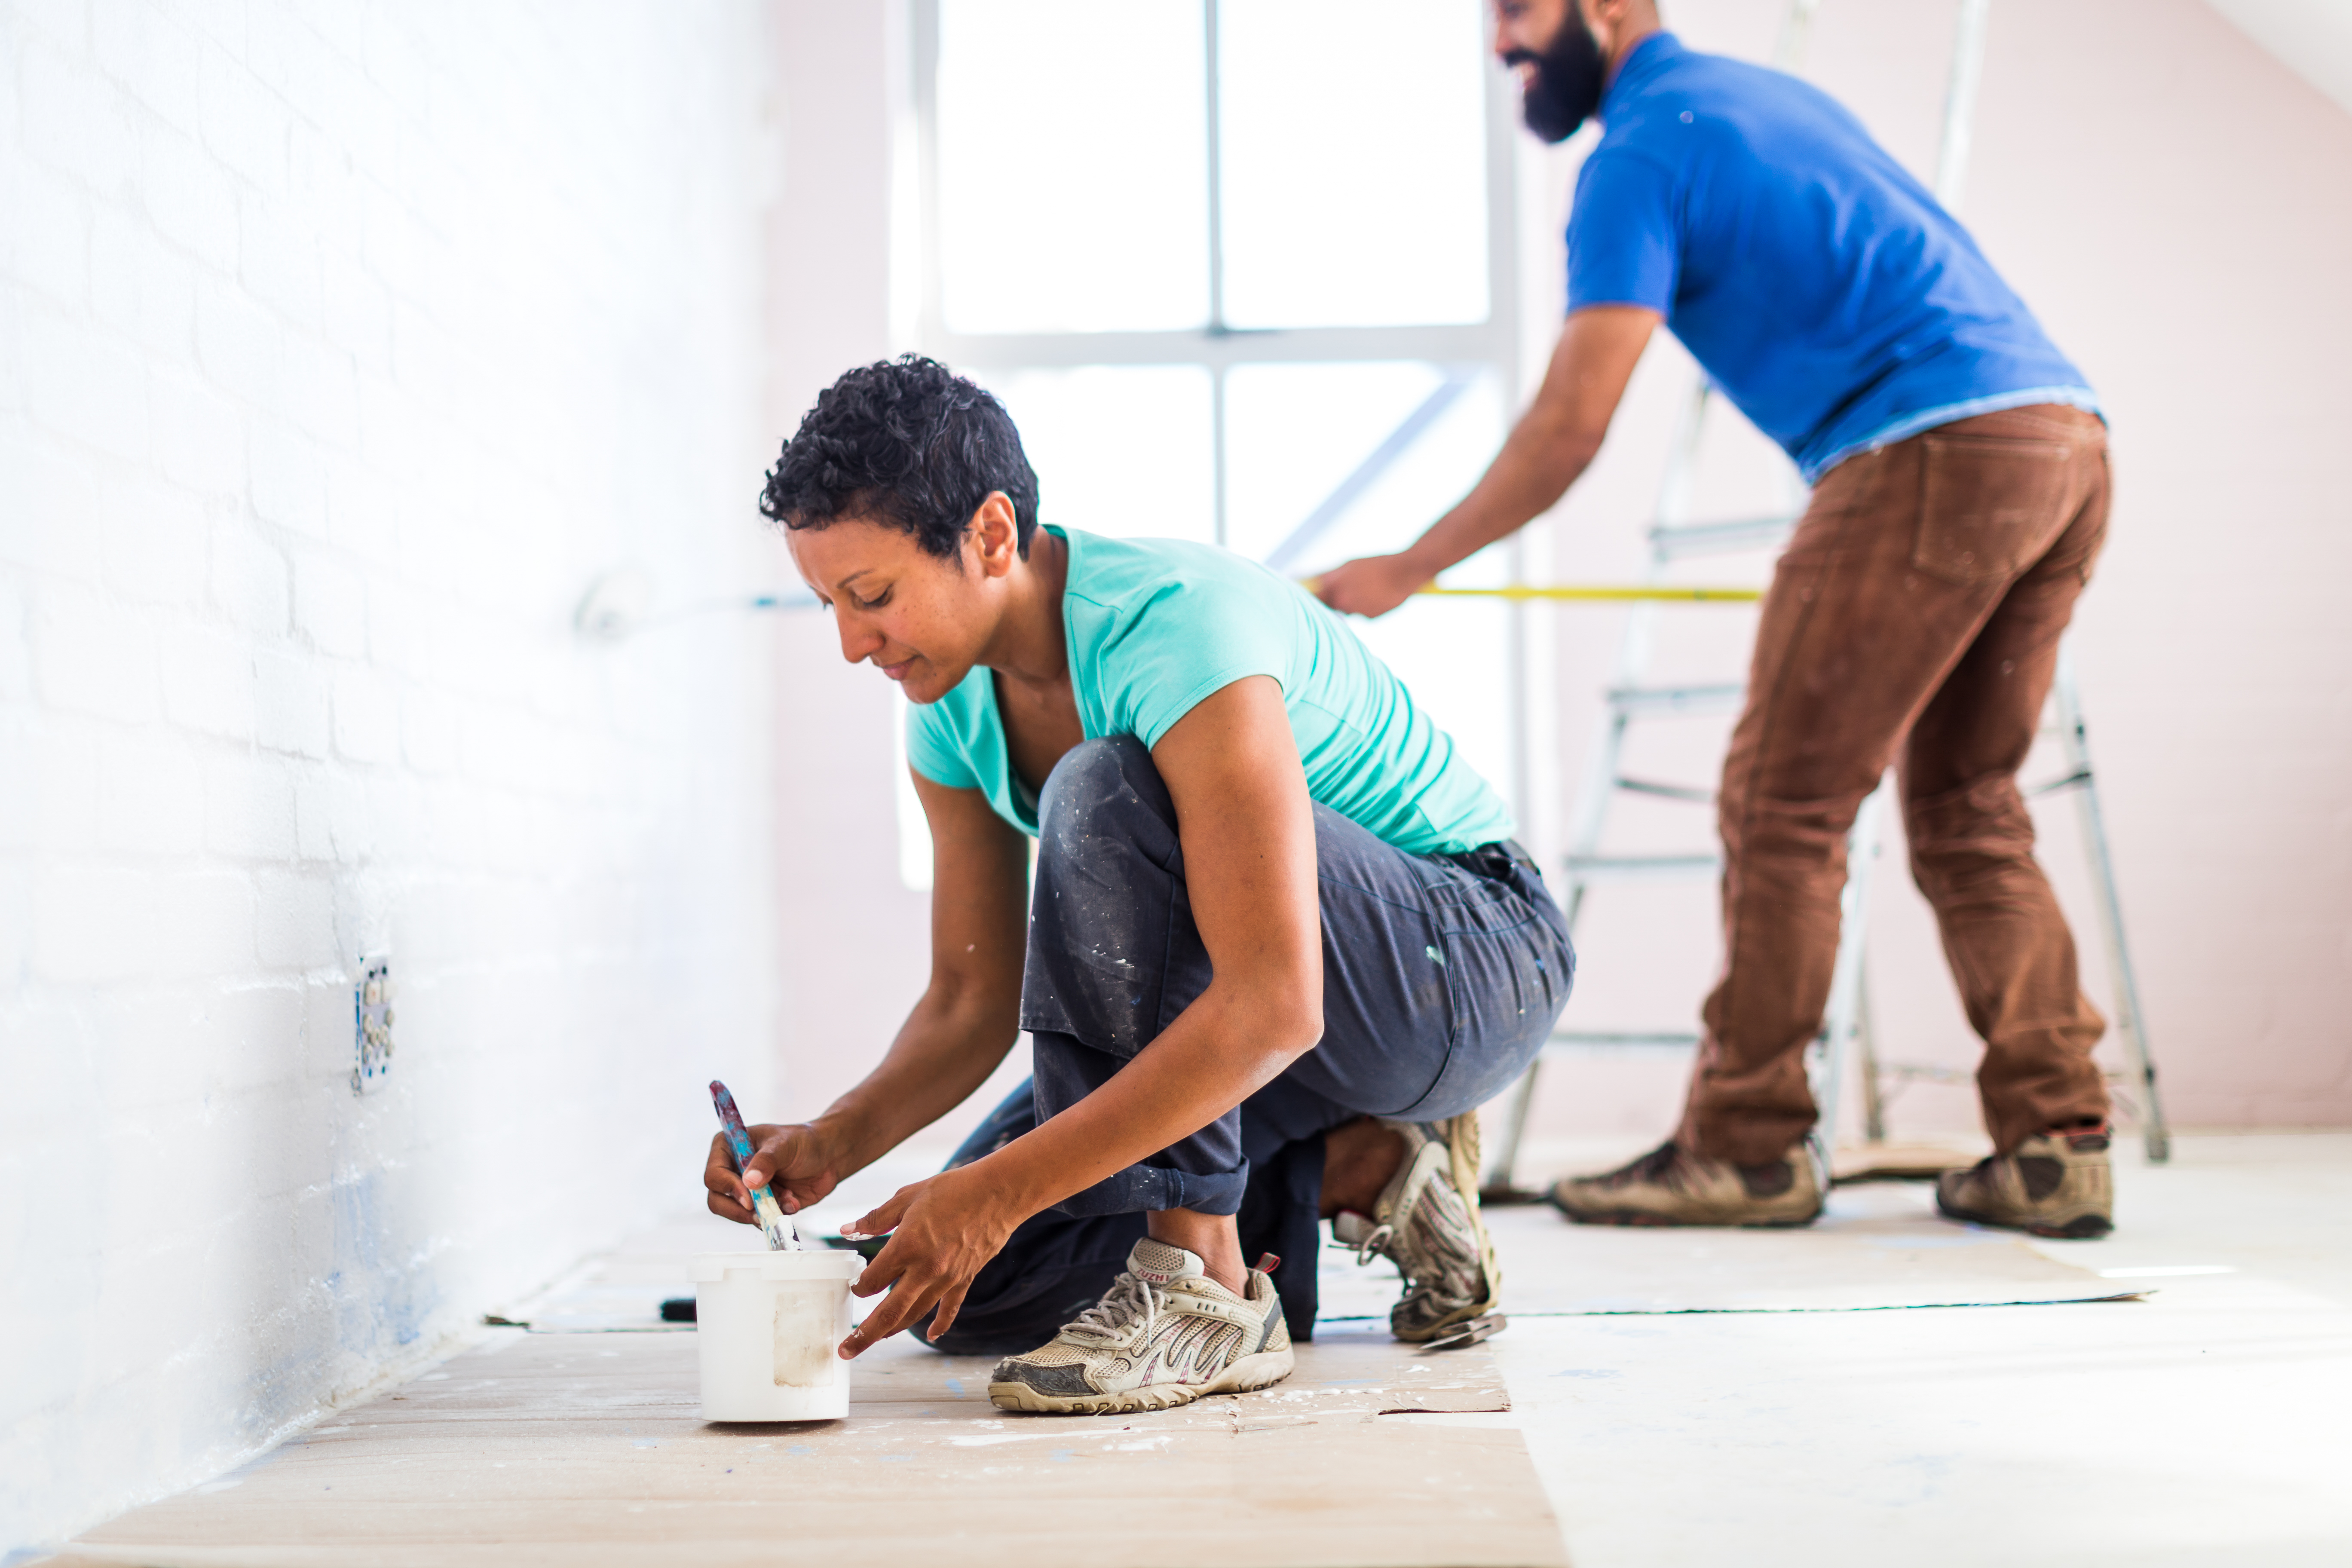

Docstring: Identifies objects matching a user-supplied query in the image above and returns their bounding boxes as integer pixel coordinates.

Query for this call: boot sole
[1935,1193,2113,1240]
[987,1347,1295,1415]
[1550,1202,1823,1230]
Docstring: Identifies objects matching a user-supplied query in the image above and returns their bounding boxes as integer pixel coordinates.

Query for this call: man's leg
[1899,419,2112,1152]
[1556,405,2109,1225]
[1906,414,2118,1238]
[1688,407,2115,1164]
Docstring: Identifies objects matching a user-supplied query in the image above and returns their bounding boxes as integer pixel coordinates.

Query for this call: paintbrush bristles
[753,1194,790,1251]
[751,1188,800,1251]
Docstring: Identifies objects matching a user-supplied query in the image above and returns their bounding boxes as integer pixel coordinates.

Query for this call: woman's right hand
[703,1121,847,1224]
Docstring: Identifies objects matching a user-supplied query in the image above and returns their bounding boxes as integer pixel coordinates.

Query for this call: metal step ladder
[1480,0,2168,1197]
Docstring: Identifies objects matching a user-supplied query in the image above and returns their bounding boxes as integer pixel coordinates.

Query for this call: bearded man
[1317,0,2119,1238]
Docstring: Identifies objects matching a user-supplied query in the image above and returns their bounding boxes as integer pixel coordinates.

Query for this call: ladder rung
[1877,1063,1972,1086]
[1872,1068,2164,1086]
[1566,853,1721,879]
[1617,776,1715,805]
[2027,766,2092,799]
[1648,513,1801,557]
[1608,682,1745,714]
[1546,1031,1702,1052]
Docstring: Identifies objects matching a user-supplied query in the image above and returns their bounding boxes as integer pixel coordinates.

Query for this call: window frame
[906,0,1528,557]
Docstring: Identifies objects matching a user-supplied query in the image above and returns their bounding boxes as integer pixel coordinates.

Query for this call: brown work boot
[1936,1128,2113,1239]
[1547,1140,1822,1228]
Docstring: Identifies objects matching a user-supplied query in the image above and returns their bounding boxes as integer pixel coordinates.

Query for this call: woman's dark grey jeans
[921,735,1573,1351]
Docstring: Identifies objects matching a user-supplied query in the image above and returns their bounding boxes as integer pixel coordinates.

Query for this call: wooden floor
[52,1327,1563,1568]
[57,1135,2352,1568]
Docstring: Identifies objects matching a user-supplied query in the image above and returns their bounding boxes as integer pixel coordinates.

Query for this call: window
[901,0,1531,885]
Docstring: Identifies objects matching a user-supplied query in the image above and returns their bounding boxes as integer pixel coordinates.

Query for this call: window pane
[1225,360,1513,809]
[936,0,1210,333]
[1352,586,1517,816]
[1218,0,1491,329]
[1223,361,1501,569]
[976,366,1217,544]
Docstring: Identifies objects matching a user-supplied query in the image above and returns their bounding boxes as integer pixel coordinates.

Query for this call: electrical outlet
[352,956,395,1095]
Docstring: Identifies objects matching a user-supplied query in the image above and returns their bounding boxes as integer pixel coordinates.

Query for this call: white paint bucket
[690,1249,864,1421]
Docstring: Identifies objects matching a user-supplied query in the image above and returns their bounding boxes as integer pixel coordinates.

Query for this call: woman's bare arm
[705,772,1030,1219]
[839,676,1325,1344]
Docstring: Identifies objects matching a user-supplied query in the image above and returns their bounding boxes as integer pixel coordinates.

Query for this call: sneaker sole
[1393,1112,1504,1344]
[986,1347,1296,1416]
[1934,1192,2112,1240]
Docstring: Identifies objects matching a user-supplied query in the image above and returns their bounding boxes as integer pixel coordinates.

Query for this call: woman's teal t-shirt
[904,527,1513,857]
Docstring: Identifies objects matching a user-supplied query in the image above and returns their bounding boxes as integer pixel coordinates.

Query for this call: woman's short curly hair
[760,356,1040,564]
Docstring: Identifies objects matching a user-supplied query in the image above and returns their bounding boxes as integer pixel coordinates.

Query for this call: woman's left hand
[835,1164,1026,1357]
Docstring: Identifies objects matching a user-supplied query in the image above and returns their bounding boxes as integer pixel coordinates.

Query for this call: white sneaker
[986,1239,1294,1415]
[1332,1114,1501,1341]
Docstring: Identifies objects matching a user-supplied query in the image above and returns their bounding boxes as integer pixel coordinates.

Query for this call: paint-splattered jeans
[921,734,1571,1350]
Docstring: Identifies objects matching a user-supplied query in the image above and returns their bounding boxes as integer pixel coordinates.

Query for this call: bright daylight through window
[904,0,1528,888]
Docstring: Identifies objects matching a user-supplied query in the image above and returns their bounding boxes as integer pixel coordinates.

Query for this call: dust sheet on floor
[53,1323,1560,1568]
[483,1183,2139,1339]
[1321,1183,2141,1322]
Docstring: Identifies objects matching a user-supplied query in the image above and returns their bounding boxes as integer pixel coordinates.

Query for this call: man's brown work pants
[1678,404,2113,1164]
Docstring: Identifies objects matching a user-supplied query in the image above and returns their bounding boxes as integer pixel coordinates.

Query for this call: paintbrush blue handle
[710,1078,796,1250]
[717,1114,758,1170]
[710,1079,760,1169]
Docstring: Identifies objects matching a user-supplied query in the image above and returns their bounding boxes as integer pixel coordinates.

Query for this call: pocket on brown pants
[1912,432,2075,585]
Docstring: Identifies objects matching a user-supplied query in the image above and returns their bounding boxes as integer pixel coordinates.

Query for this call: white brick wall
[0,0,782,1551]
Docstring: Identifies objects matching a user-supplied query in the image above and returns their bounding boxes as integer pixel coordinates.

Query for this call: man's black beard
[1509,10,1607,143]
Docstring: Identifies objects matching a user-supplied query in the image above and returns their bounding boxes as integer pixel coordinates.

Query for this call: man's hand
[833,1165,1026,1357]
[1313,551,1432,619]
[1320,306,1660,605]
[703,1122,846,1223]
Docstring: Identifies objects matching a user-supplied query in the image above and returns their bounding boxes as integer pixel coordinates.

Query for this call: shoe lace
[1329,1222,1398,1268]
[1058,1271,1164,1346]
[1343,1198,1482,1316]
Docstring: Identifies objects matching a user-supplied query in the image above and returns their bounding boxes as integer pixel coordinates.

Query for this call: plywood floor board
[46,1133,2352,1568]
[58,1428,1561,1568]
[58,1328,1558,1568]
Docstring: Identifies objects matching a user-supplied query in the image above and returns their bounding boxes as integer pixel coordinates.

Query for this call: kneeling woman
[703,356,1573,1415]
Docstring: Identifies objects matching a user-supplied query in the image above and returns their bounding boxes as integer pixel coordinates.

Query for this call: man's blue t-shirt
[906,527,1515,857]
[1567,34,2097,481]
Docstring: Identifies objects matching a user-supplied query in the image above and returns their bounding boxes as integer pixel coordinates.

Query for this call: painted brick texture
[0,0,782,1551]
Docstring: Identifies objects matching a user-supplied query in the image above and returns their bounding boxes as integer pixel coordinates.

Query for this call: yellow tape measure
[1415,584,1762,603]
[1298,576,1761,604]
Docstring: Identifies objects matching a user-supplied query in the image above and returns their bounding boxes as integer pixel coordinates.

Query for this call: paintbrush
[709,1079,800,1251]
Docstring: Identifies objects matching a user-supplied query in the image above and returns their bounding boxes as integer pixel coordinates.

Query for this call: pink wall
[763,0,2352,1151]
[1522,0,2352,1144]
[765,4,937,1132]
